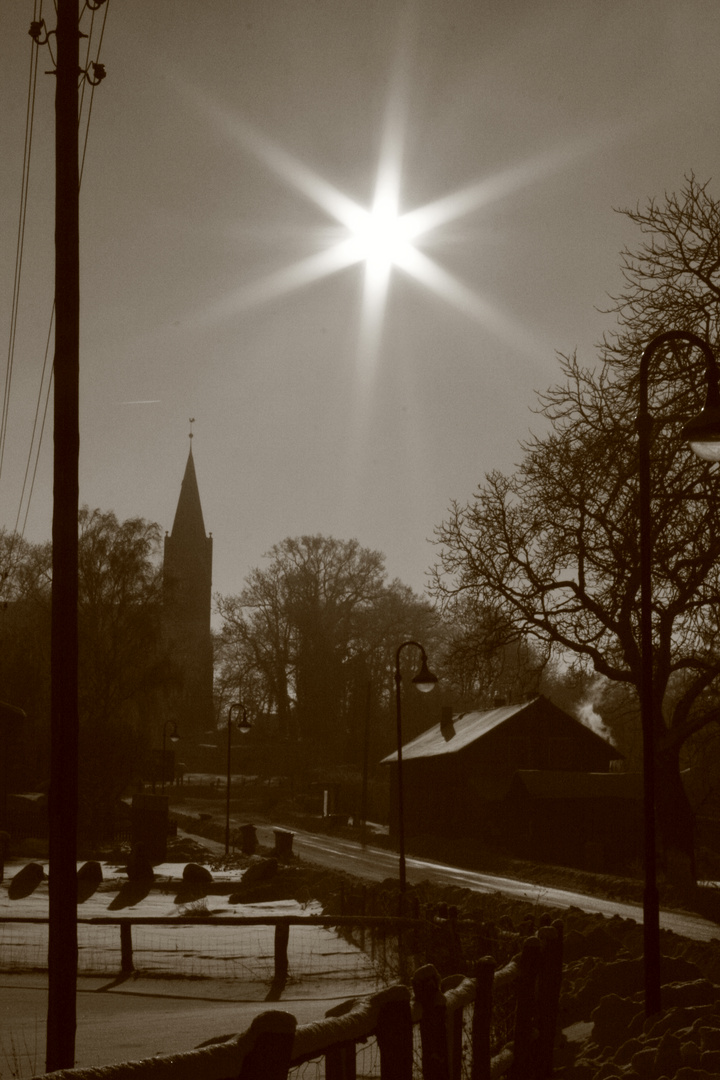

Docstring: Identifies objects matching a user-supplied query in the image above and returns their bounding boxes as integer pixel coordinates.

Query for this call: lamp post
[161,721,179,792]
[636,330,720,1017]
[0,700,26,836]
[226,702,252,855]
[394,641,438,894]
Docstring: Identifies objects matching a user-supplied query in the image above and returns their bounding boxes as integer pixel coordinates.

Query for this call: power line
[15,304,54,537]
[7,0,110,539]
[0,11,42,482]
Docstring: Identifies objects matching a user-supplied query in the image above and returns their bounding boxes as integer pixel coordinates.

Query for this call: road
[254,822,720,944]
[2,820,720,1074]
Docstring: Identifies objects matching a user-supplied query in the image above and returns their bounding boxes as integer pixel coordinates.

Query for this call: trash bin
[240,823,257,855]
[273,828,294,860]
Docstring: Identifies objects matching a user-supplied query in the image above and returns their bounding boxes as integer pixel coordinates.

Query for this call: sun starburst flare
[183,85,613,376]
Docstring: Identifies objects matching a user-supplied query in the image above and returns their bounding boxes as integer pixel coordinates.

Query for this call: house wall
[388,698,621,851]
[500,788,643,871]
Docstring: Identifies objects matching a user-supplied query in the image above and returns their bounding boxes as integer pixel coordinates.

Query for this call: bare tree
[216,535,438,770]
[432,176,720,890]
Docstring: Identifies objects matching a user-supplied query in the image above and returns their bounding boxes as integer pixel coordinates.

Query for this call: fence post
[238,1010,297,1080]
[375,990,413,1080]
[447,999,463,1080]
[509,935,542,1080]
[439,974,464,1080]
[325,1041,356,1080]
[323,998,357,1080]
[536,922,564,1079]
[274,920,290,982]
[120,921,133,973]
[470,956,496,1080]
[413,964,450,1080]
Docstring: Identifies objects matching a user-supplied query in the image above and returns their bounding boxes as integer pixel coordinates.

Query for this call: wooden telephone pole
[46,0,80,1069]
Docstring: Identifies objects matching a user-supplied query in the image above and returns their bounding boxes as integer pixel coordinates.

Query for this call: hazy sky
[1,0,719,614]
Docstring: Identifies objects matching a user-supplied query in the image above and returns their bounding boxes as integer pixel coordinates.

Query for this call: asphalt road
[0,971,362,1075]
[254,821,720,944]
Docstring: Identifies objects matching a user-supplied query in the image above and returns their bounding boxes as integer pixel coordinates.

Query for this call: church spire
[165,433,213,604]
[170,442,207,541]
[162,432,214,744]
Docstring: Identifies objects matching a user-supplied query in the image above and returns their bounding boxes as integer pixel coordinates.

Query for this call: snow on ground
[0,852,399,1077]
[0,857,386,991]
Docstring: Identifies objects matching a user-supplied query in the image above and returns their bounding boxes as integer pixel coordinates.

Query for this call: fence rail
[32,920,563,1080]
[1,913,446,982]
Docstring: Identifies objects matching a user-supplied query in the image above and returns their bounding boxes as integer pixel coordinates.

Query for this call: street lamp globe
[237,708,252,735]
[681,392,720,461]
[411,656,439,692]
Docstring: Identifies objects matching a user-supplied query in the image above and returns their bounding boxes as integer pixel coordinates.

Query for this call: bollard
[239,823,257,855]
[273,828,294,859]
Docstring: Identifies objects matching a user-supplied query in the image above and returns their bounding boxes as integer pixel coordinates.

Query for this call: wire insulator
[85,61,106,86]
[28,21,50,45]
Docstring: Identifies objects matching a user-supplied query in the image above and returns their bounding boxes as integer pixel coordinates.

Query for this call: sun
[347,197,413,274]
[191,91,601,371]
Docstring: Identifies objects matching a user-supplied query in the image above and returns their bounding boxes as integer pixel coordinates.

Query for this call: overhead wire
[79,0,109,185]
[15,306,53,537]
[0,0,42,485]
[9,0,111,542]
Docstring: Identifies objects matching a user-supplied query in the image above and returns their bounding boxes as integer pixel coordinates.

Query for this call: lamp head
[681,384,720,462]
[680,343,720,460]
[237,708,252,735]
[412,656,438,693]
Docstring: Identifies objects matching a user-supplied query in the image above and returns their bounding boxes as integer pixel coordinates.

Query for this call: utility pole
[46,0,80,1069]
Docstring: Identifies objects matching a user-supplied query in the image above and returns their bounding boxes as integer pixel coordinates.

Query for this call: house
[506,769,642,869]
[381,695,625,866]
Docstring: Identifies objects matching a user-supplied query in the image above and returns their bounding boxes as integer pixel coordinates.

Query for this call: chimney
[440,705,453,730]
[493,696,506,708]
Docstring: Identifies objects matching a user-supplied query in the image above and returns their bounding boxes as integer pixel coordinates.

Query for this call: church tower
[163,438,214,746]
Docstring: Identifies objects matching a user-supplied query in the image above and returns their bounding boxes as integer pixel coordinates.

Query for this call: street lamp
[226,702,252,855]
[161,720,179,793]
[636,330,720,1017]
[394,641,438,894]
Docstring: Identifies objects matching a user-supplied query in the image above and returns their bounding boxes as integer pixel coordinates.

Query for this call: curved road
[254,822,720,944]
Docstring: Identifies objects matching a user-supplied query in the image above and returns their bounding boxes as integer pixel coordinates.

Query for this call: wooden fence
[1,913,466,981]
[37,922,563,1080]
